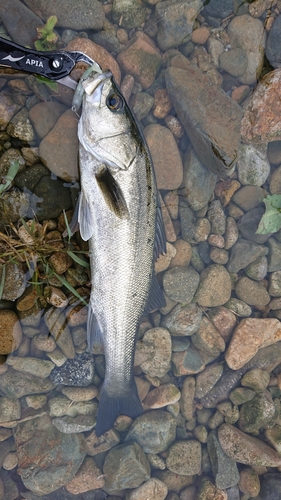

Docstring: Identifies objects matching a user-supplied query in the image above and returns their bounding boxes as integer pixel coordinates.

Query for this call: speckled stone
[166,440,201,475]
[195,264,232,307]
[124,410,176,453]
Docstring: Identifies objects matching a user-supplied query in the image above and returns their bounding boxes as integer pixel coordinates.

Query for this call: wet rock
[0,261,26,301]
[260,473,281,500]
[0,148,25,178]
[195,219,211,243]
[161,303,202,336]
[201,342,281,408]
[103,442,150,491]
[229,387,255,406]
[180,376,195,421]
[179,201,196,242]
[50,352,94,386]
[195,364,223,400]
[32,333,56,353]
[237,207,271,245]
[144,124,183,189]
[241,68,281,144]
[0,369,54,398]
[165,62,242,176]
[130,92,154,121]
[207,430,239,490]
[125,410,176,453]
[235,276,270,307]
[52,414,96,433]
[207,306,236,342]
[196,478,227,500]
[207,200,226,235]
[0,397,20,423]
[194,264,232,307]
[191,317,225,358]
[267,237,281,272]
[265,425,281,453]
[227,14,265,85]
[67,38,121,84]
[192,26,210,45]
[153,470,194,494]
[227,239,268,273]
[238,391,277,434]
[0,0,44,46]
[126,477,168,500]
[163,266,199,304]
[226,318,281,370]
[266,14,281,68]
[164,115,184,139]
[7,107,35,142]
[25,394,47,410]
[0,92,21,132]
[0,468,18,500]
[180,146,217,211]
[117,32,161,89]
[44,307,75,358]
[270,164,281,194]
[245,255,268,281]
[86,428,120,456]
[209,248,228,265]
[166,440,201,475]
[6,357,54,378]
[172,346,205,376]
[267,140,281,165]
[237,143,270,186]
[48,395,97,418]
[218,423,281,467]
[61,385,98,402]
[232,185,268,211]
[90,31,121,55]
[156,0,202,51]
[153,89,172,119]
[39,109,78,182]
[169,240,192,268]
[0,311,22,355]
[65,456,105,494]
[224,217,238,250]
[25,0,104,30]
[33,175,73,221]
[204,0,233,18]
[143,384,180,410]
[29,102,67,139]
[215,179,241,208]
[3,451,18,470]
[14,413,85,495]
[135,327,171,377]
[219,48,248,77]
[112,0,146,28]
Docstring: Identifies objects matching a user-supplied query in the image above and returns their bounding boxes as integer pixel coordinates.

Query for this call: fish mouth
[82,71,112,105]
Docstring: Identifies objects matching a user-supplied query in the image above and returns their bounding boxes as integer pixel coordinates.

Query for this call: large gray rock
[14,414,86,495]
[103,442,150,491]
[156,0,202,50]
[125,410,176,453]
[207,430,240,490]
[165,63,242,176]
[24,0,104,30]
[0,0,43,46]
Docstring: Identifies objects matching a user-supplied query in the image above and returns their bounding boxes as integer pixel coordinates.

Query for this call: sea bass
[73,69,166,436]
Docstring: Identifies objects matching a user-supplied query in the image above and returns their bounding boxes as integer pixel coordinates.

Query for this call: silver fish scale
[79,143,156,397]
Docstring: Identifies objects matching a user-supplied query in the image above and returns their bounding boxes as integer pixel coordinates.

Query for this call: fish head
[78,71,141,172]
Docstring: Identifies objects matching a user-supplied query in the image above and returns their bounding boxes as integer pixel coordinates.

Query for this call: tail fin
[95,383,143,437]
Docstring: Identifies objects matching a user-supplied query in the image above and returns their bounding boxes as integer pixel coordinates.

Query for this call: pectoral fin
[96,167,129,219]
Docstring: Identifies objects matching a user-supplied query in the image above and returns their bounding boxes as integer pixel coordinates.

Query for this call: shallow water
[0,0,281,499]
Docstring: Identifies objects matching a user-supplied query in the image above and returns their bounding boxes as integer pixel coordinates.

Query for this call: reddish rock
[66,38,121,84]
[208,306,237,343]
[29,102,67,139]
[153,89,172,119]
[117,32,161,89]
[218,423,281,467]
[169,239,192,268]
[215,179,241,207]
[86,429,120,456]
[225,318,281,370]
[39,109,79,182]
[142,384,180,410]
[66,457,105,494]
[144,124,183,189]
[191,27,210,45]
[0,311,22,355]
[159,194,177,242]
[241,69,281,144]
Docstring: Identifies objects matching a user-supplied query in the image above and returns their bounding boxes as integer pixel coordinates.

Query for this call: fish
[71,68,166,436]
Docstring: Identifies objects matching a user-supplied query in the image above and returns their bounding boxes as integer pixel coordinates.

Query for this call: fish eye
[106,93,124,111]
